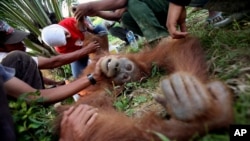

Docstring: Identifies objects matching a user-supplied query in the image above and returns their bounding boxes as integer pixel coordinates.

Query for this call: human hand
[84,41,100,54]
[59,104,98,141]
[166,2,188,39]
[92,56,109,82]
[156,72,212,121]
[74,3,96,21]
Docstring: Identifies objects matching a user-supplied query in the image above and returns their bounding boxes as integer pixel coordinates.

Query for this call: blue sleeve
[0,64,15,83]
[168,0,191,6]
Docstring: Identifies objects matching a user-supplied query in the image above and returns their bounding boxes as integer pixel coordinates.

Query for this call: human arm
[166,0,191,39]
[59,104,98,141]
[74,0,127,21]
[37,41,100,69]
[3,58,104,105]
[4,74,93,104]
[95,8,127,21]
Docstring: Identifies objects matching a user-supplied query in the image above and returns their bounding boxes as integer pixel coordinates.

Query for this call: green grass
[114,7,250,141]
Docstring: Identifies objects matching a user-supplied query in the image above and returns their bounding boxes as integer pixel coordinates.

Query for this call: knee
[2,51,36,66]
[2,51,26,64]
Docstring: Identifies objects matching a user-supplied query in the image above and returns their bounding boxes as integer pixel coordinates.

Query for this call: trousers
[121,0,169,42]
[1,51,44,89]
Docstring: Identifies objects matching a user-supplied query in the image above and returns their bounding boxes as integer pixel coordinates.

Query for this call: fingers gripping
[206,81,233,116]
[207,81,231,102]
[160,72,211,121]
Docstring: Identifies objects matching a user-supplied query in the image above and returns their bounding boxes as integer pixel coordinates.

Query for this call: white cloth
[41,24,69,47]
[0,52,7,62]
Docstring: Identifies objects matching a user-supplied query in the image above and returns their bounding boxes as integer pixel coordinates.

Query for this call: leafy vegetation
[9,91,56,141]
[115,8,250,141]
[0,1,250,140]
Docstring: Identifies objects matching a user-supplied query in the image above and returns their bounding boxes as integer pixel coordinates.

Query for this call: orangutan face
[100,55,141,85]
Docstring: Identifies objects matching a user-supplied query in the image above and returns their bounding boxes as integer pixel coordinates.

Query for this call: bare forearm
[4,77,38,99]
[39,76,91,104]
[4,76,92,104]
[89,0,127,11]
[96,11,122,21]
[4,56,104,105]
[38,49,88,69]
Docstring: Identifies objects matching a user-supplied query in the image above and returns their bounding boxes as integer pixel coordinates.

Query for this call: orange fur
[78,36,208,96]
[56,36,233,141]
[83,31,109,60]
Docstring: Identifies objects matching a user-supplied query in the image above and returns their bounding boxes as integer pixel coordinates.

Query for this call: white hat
[41,24,69,47]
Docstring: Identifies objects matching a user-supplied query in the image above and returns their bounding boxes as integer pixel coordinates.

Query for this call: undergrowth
[9,7,250,141]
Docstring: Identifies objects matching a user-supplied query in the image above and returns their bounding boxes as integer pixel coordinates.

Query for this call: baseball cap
[41,24,69,47]
[0,20,29,45]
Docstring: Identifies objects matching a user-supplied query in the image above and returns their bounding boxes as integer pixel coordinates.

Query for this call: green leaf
[21,114,28,120]
[114,101,124,111]
[28,123,41,129]
[28,116,45,125]
[21,101,27,110]
[18,125,27,133]
[133,96,147,104]
[151,131,170,141]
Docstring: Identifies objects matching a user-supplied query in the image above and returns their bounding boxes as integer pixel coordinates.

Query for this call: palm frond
[0,0,76,56]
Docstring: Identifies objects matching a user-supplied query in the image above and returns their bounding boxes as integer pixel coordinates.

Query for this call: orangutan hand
[59,104,98,141]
